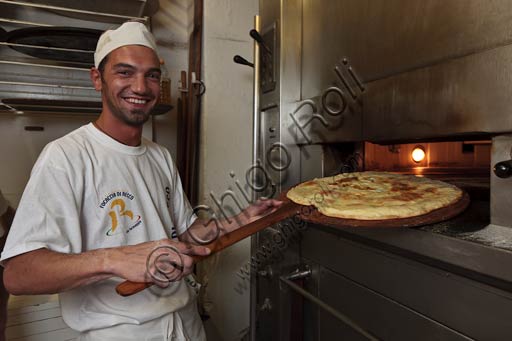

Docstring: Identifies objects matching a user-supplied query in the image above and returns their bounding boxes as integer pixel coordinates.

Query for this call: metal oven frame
[251,1,512,340]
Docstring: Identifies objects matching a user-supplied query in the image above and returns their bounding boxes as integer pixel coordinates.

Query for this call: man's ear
[90,68,102,91]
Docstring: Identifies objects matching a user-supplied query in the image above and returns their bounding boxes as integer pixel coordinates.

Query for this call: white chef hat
[94,21,159,68]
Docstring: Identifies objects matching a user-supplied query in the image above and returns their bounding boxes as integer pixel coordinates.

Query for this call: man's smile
[124,97,151,105]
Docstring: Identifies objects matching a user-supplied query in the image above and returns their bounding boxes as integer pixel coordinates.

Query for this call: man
[0,190,14,341]
[1,21,280,340]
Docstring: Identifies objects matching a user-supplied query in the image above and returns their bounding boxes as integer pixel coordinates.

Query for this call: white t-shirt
[1,124,202,338]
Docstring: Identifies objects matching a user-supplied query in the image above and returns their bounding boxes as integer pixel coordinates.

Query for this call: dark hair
[98,55,109,76]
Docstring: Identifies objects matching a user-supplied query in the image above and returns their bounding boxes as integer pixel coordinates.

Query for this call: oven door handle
[279,272,380,341]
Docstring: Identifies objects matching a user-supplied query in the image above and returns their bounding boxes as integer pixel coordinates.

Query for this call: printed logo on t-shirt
[99,191,142,236]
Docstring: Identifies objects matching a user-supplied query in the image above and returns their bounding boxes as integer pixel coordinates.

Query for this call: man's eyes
[115,70,160,79]
[147,72,161,80]
[117,70,132,76]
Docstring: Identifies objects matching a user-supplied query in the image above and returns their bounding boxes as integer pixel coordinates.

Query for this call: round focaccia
[286,171,463,220]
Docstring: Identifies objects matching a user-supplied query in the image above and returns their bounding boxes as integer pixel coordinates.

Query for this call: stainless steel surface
[299,143,363,180]
[301,0,512,95]
[0,57,97,103]
[0,17,52,26]
[256,0,302,194]
[258,24,276,93]
[299,144,324,180]
[297,0,512,142]
[0,59,90,71]
[280,275,379,341]
[258,0,280,108]
[250,15,261,341]
[491,135,512,228]
[364,45,512,141]
[275,0,301,191]
[303,225,512,340]
[0,41,94,54]
[0,1,156,114]
[289,83,363,145]
[316,260,475,341]
[255,0,512,176]
[253,0,509,340]
[0,80,93,90]
[0,0,147,21]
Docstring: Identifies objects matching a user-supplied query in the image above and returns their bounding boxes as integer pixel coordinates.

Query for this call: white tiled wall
[199,0,258,340]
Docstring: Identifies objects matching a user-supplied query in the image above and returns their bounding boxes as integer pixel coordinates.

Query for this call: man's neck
[94,114,143,147]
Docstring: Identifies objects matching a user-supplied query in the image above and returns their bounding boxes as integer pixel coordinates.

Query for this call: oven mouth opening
[363,140,497,249]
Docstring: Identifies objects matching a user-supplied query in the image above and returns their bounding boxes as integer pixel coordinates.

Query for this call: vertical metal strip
[252,15,261,203]
[250,14,261,341]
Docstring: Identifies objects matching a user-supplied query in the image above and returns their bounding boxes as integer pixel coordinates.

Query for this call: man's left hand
[240,198,283,225]
[181,198,284,244]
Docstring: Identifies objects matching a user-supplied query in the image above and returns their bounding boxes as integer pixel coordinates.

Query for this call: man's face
[93,45,161,126]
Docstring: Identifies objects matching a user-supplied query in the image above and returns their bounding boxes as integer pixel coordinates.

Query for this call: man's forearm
[3,248,111,295]
[3,238,211,295]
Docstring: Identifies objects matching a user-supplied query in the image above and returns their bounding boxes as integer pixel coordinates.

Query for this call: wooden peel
[115,201,301,297]
[117,186,471,296]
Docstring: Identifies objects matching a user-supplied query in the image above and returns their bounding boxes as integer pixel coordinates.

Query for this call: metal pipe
[0,80,94,90]
[0,60,89,71]
[279,276,381,341]
[0,0,147,20]
[0,42,94,54]
[0,17,52,27]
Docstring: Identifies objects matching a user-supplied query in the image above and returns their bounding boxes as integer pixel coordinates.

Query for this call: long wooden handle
[116,201,300,297]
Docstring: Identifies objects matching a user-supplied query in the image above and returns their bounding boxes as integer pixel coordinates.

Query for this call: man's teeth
[126,98,148,104]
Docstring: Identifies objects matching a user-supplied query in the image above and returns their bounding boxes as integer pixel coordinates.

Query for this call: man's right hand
[107,239,211,287]
[3,239,210,295]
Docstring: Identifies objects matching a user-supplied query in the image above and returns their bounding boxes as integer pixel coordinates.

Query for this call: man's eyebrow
[112,63,135,69]
[112,63,161,73]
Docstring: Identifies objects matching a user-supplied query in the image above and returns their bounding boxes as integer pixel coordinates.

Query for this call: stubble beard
[104,90,153,127]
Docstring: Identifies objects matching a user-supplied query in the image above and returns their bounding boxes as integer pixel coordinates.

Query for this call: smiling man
[1,21,281,340]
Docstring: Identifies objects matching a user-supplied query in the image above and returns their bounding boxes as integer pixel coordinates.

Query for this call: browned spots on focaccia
[332,177,359,184]
[352,184,373,191]
[391,182,416,192]
[391,192,422,201]
[303,181,317,187]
